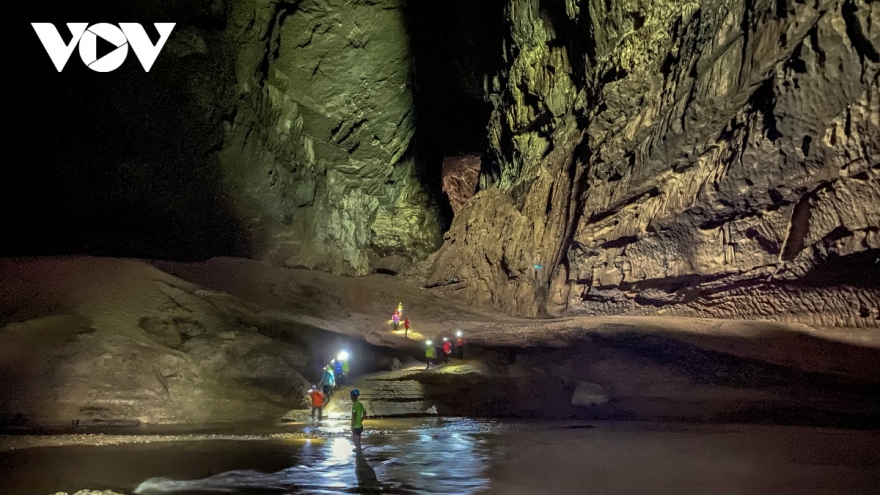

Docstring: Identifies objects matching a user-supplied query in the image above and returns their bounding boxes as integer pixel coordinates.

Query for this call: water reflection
[134,419,492,494]
[354,452,382,493]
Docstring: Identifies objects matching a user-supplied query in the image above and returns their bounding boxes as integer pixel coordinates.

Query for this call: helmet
[443,337,448,341]
[310,385,317,390]
[350,389,360,396]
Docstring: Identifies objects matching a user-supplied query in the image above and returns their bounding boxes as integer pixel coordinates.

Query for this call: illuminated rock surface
[4,257,877,428]
[222,0,442,274]
[426,0,880,325]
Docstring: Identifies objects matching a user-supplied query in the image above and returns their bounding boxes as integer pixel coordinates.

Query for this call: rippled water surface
[2,418,879,495]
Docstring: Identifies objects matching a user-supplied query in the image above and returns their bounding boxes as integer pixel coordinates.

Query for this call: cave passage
[402,0,508,230]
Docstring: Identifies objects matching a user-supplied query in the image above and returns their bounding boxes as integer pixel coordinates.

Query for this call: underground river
[2,418,879,494]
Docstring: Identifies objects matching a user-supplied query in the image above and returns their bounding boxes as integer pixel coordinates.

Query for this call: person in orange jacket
[308,385,325,421]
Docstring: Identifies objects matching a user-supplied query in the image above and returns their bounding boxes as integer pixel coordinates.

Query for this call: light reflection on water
[134,418,494,494]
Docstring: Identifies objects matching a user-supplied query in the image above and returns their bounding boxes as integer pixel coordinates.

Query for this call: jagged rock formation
[7,0,878,325]
[441,155,482,213]
[427,0,880,326]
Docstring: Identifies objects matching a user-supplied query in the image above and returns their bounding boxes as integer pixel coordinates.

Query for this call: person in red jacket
[404,317,410,337]
[455,330,466,359]
[442,337,452,364]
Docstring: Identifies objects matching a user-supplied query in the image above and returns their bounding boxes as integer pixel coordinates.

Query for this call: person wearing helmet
[321,365,335,402]
[455,330,466,359]
[308,385,325,421]
[350,389,367,451]
[442,337,452,365]
[334,358,344,386]
[424,340,436,369]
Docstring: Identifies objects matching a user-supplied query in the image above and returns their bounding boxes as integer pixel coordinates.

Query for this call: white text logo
[32,23,176,72]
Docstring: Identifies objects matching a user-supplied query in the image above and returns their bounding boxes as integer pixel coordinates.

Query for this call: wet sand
[1,419,878,495]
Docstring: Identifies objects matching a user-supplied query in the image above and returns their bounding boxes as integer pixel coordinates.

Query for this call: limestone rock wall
[221,0,442,274]
[427,0,880,326]
[8,0,442,274]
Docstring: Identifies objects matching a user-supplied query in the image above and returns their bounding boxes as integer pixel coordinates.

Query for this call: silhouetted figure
[455,333,466,359]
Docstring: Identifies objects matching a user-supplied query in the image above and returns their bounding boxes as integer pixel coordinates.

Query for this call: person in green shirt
[350,389,367,451]
[425,340,435,369]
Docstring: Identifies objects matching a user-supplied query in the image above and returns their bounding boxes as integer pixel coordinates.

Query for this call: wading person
[350,389,367,452]
[322,365,335,402]
[425,340,435,369]
[308,385,325,421]
[403,317,410,337]
[334,358,344,386]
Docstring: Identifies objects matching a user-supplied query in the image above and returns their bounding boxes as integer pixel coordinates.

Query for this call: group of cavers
[391,301,467,369]
[307,352,349,422]
[391,301,411,336]
[424,331,465,368]
[303,301,469,451]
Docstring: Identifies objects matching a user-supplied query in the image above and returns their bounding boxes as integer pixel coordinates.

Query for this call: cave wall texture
[426,0,880,326]
[8,0,445,274]
[221,0,443,274]
[6,0,879,326]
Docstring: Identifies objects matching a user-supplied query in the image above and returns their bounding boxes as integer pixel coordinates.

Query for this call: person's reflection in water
[355,451,384,493]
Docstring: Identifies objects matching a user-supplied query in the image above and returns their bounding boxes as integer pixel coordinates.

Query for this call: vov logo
[32,23,176,72]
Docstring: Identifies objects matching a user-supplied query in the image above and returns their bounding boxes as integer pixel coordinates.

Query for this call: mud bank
[3,256,879,430]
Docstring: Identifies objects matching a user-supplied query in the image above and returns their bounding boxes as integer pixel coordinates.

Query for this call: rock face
[7,0,442,275]
[0,257,405,429]
[427,0,880,326]
[223,0,442,274]
[442,155,482,213]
